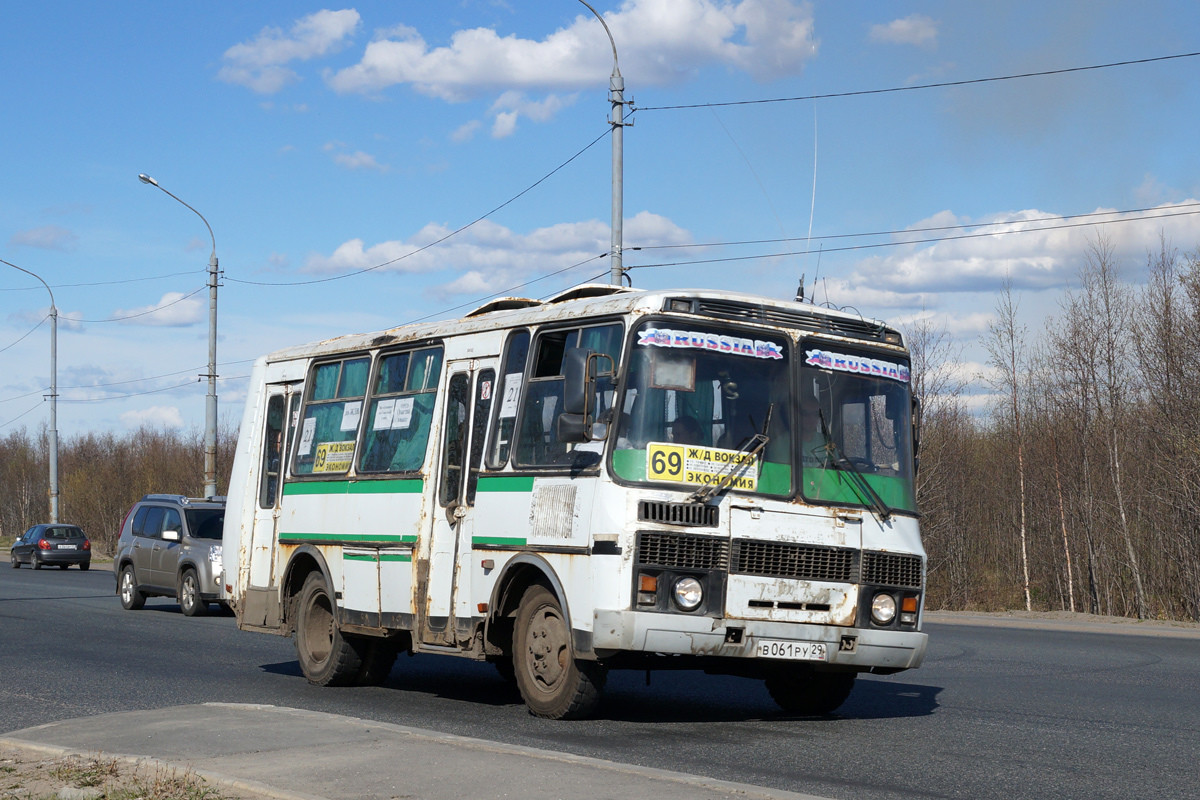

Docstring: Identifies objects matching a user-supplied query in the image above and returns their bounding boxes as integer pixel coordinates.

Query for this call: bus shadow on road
[260,657,941,722]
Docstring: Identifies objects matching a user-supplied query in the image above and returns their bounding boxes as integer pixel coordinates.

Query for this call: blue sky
[3,1,1200,437]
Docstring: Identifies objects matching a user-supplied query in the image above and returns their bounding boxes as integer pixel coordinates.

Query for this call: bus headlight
[871,592,897,625]
[672,577,703,611]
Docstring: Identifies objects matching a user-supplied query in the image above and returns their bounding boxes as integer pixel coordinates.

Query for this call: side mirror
[558,348,615,443]
[162,529,182,542]
[911,396,921,459]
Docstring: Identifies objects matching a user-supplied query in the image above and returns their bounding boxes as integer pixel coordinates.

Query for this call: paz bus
[222,284,927,718]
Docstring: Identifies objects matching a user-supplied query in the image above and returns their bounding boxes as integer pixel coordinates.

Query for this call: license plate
[57,544,77,550]
[755,639,827,661]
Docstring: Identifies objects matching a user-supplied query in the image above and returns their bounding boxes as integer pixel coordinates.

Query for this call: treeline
[4,240,1199,622]
[0,426,236,555]
[913,235,1200,622]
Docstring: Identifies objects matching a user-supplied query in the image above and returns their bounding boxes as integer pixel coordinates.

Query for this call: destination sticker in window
[637,328,783,360]
[313,441,355,473]
[804,349,910,383]
[646,442,759,491]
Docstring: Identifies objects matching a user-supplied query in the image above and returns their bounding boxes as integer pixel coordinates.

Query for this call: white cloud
[303,211,695,299]
[120,405,185,429]
[325,0,817,102]
[869,14,938,48]
[9,225,78,252]
[489,91,577,138]
[844,202,1200,298]
[333,150,388,172]
[113,292,205,327]
[451,119,482,143]
[219,9,361,93]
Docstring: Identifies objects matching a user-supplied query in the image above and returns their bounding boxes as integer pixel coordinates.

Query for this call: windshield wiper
[816,409,893,522]
[688,404,773,503]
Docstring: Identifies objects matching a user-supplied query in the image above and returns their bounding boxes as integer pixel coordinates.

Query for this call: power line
[0,314,47,355]
[0,402,44,429]
[228,128,612,289]
[629,202,1200,253]
[634,51,1200,112]
[626,207,1200,272]
[0,270,199,293]
[73,286,206,324]
[402,252,609,325]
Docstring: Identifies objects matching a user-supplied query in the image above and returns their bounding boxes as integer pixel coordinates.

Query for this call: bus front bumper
[592,610,927,671]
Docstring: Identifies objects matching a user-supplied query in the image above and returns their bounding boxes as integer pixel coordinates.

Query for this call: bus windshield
[611,321,793,496]
[799,347,917,515]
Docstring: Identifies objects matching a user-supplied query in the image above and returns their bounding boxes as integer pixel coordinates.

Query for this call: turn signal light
[639,574,658,593]
[901,596,918,613]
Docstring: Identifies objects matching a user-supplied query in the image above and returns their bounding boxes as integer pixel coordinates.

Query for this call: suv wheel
[119,564,146,610]
[179,570,205,617]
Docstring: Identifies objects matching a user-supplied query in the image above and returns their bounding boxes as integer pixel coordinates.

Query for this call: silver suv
[113,494,226,616]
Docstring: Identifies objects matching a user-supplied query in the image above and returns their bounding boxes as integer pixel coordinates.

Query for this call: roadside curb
[925,610,1200,638]
[3,703,832,800]
[0,738,323,800]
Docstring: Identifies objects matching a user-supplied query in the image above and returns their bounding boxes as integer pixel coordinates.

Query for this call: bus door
[247,383,300,599]
[421,361,496,646]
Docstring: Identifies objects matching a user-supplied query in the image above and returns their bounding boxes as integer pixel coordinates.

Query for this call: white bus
[223,284,927,718]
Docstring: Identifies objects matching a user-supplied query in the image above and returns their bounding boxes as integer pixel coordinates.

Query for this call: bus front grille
[637,500,720,527]
[732,540,856,582]
[636,532,729,571]
[862,551,924,589]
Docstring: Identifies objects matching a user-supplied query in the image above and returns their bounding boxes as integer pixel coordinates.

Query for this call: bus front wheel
[765,668,855,716]
[295,572,361,686]
[513,585,605,719]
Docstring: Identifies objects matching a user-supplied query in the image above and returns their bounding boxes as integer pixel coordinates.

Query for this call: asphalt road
[2,564,1197,800]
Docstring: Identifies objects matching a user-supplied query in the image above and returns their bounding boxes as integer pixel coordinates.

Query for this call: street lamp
[577,0,627,285]
[138,173,220,499]
[1,257,58,522]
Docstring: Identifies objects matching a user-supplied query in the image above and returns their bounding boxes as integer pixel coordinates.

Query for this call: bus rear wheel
[513,585,605,719]
[765,668,856,716]
[295,572,362,686]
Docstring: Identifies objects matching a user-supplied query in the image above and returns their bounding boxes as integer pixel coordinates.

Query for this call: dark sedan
[10,524,91,570]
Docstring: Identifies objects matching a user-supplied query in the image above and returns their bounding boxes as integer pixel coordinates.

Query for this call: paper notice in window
[393,396,415,429]
[299,417,316,456]
[374,398,396,430]
[341,401,362,432]
[499,373,523,419]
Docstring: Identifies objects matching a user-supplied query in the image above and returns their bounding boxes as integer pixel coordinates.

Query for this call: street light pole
[1,258,58,522]
[138,173,220,499]
[577,0,626,286]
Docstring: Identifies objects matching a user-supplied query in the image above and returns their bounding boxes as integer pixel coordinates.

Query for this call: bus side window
[359,346,443,474]
[293,355,370,476]
[486,330,530,468]
[513,323,621,468]
[259,395,285,508]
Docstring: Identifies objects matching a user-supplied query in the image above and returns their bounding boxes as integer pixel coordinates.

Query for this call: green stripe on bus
[281,532,417,544]
[476,475,535,492]
[283,478,424,496]
[345,552,413,563]
[472,536,528,547]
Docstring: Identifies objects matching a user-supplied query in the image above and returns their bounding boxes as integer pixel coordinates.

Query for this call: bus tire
[765,669,855,716]
[295,572,361,686]
[513,585,605,719]
[352,637,398,686]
